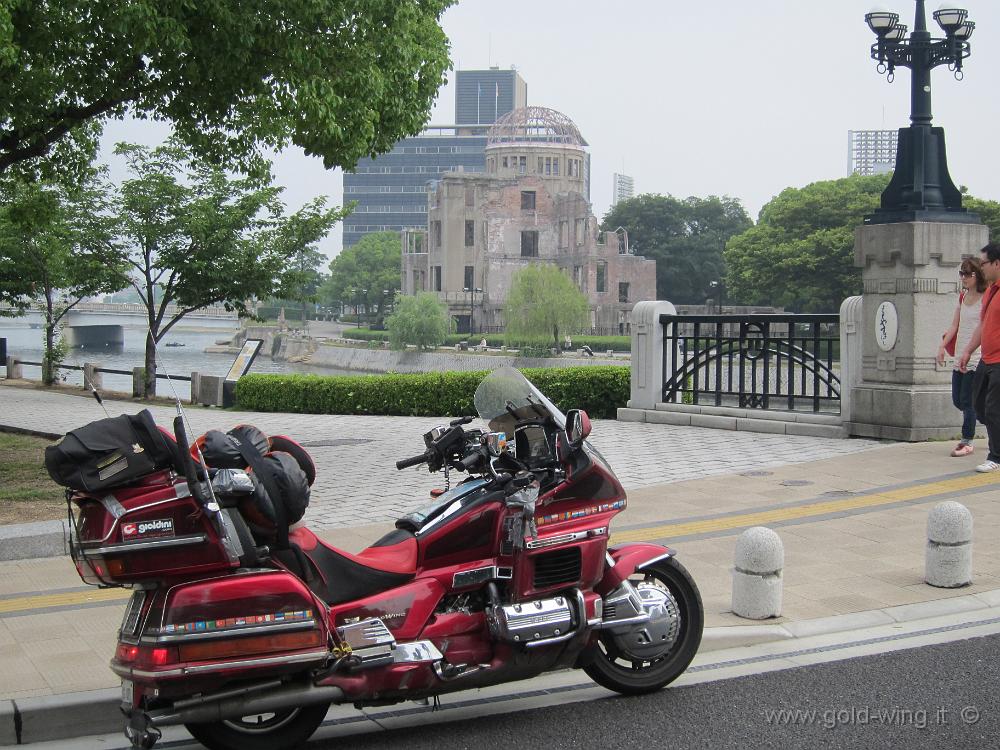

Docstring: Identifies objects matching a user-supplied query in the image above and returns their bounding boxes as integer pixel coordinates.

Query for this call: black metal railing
[19,361,191,383]
[661,314,840,413]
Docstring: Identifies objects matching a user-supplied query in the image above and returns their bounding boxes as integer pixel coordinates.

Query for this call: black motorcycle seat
[280,527,416,606]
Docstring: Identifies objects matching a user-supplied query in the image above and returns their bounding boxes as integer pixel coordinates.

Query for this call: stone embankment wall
[221,326,625,374]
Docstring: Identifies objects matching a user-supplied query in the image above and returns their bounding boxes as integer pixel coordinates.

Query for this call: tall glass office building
[342,68,528,249]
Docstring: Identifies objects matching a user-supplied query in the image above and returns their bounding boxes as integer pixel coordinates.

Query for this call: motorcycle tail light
[106,558,127,576]
[115,645,178,667]
[177,630,325,662]
[116,644,140,663]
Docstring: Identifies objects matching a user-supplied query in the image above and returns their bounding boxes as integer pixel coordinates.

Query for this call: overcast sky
[100,0,1000,261]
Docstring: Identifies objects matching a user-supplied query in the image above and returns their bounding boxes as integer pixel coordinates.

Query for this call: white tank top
[956,293,982,371]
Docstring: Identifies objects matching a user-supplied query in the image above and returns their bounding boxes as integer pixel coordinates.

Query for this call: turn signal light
[106,558,127,576]
[115,644,179,668]
[178,630,324,662]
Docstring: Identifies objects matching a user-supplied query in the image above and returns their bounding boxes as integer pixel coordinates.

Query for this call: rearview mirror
[565,409,591,447]
[484,431,508,457]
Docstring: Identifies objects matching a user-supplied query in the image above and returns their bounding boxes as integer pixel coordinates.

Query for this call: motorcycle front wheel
[584,556,704,695]
[185,703,329,750]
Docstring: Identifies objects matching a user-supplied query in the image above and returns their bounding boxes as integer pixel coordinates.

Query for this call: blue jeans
[952,369,977,441]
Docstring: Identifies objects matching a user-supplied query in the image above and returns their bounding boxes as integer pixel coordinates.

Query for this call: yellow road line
[3,474,998,617]
[0,586,130,615]
[611,472,1000,544]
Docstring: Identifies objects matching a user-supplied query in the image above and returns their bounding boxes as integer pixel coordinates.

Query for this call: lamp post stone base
[846,220,989,442]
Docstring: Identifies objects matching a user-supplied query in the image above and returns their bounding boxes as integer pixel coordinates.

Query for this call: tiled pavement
[4,382,1000,712]
[0,383,885,527]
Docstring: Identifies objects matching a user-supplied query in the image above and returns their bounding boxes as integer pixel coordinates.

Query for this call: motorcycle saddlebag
[45,410,177,492]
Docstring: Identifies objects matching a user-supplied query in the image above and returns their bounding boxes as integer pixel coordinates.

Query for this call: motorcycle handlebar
[396,452,432,470]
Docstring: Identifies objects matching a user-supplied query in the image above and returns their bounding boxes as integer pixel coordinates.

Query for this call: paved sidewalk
[2,383,1000,746]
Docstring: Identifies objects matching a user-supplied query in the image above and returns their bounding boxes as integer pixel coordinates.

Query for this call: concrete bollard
[190,372,201,405]
[6,356,22,379]
[132,367,144,397]
[925,501,973,588]
[732,526,783,619]
[82,363,102,391]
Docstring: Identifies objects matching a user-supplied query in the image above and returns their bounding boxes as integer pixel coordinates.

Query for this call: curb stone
[0,520,67,562]
[6,591,1000,746]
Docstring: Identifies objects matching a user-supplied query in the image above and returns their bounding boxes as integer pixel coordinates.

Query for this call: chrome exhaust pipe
[147,681,345,727]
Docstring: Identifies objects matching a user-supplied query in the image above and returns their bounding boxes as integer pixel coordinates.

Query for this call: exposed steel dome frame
[486,106,587,148]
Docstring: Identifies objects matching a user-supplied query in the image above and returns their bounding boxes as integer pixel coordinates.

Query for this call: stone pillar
[132,367,144,397]
[82,363,102,391]
[839,296,863,424]
[925,501,973,588]
[6,357,22,379]
[190,372,201,405]
[846,221,989,441]
[731,527,783,619]
[627,300,677,410]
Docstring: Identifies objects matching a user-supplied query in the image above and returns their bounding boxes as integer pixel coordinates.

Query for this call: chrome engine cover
[602,580,681,661]
[488,595,575,643]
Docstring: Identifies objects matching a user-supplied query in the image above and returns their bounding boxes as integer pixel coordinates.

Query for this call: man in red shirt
[959,242,1000,472]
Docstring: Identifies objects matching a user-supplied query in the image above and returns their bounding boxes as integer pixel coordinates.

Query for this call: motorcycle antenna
[84,374,112,419]
[151,337,222,512]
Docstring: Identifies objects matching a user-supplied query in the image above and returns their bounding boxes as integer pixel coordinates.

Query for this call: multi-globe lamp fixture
[861,1,978,223]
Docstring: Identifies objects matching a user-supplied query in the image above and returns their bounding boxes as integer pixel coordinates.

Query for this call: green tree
[321,231,401,325]
[724,174,888,312]
[504,264,589,348]
[962,194,1000,242]
[0,169,127,383]
[386,291,452,350]
[0,1,452,176]
[114,140,345,396]
[601,194,751,304]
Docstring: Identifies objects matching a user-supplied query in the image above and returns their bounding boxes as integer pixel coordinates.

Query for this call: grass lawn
[0,431,66,525]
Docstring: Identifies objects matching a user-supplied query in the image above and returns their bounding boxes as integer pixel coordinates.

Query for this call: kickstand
[432,695,441,711]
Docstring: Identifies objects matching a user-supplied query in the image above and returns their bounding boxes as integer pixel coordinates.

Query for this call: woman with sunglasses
[937,258,986,457]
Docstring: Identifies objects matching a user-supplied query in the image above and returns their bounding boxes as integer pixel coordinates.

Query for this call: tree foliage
[320,231,401,324]
[724,176,1000,313]
[0,0,453,176]
[113,140,345,396]
[724,174,889,313]
[0,168,127,383]
[386,291,452,350]
[504,265,589,348]
[601,194,751,304]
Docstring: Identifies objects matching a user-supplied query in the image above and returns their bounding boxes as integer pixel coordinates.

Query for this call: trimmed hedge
[235,366,629,419]
[340,328,631,352]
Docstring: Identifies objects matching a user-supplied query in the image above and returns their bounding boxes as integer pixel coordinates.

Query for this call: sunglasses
[959,271,975,277]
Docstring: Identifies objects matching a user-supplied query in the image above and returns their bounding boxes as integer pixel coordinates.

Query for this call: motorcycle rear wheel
[584,556,703,695]
[184,703,329,750]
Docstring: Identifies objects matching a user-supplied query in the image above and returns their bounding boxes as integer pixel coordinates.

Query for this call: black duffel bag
[45,410,178,492]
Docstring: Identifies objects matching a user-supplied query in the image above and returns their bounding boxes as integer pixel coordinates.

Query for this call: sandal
[951,443,974,457]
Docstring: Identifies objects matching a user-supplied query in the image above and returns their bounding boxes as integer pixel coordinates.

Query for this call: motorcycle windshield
[474,366,566,436]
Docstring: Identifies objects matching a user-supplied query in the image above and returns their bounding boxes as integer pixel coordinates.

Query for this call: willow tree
[504,265,589,349]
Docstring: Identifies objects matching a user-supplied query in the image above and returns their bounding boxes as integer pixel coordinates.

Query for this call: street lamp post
[863,1,978,224]
[708,280,724,314]
[463,287,483,335]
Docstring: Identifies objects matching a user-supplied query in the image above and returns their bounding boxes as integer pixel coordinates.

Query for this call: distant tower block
[847,129,898,176]
[612,173,635,206]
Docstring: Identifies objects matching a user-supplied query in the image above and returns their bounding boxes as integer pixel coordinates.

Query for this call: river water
[0,313,355,400]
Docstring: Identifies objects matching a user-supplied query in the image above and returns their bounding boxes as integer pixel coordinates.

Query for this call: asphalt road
[40,632,1000,750]
[306,634,999,750]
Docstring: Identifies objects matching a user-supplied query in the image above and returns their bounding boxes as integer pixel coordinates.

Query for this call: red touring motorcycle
[52,366,703,750]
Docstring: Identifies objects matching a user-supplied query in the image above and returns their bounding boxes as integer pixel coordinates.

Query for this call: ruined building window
[464,265,474,290]
[432,220,442,248]
[559,221,568,248]
[573,265,584,291]
[521,230,539,258]
[619,282,629,303]
[537,157,544,174]
[553,158,560,176]
[465,220,475,247]
[544,157,551,175]
[465,185,475,207]
[575,218,585,245]
[502,156,509,168]
[521,191,536,211]
[518,156,526,174]
[432,266,442,292]
[596,261,607,293]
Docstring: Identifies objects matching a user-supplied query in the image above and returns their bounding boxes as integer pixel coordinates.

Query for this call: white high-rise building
[848,130,898,176]
[612,172,635,206]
